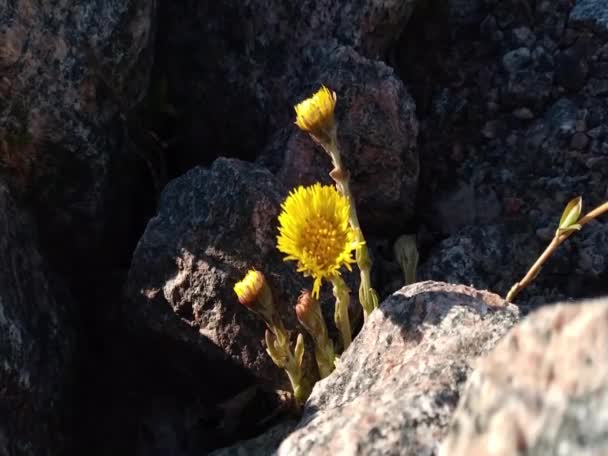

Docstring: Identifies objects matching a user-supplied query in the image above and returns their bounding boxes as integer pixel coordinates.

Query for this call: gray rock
[440,296,608,456]
[0,0,156,268]
[503,48,532,73]
[0,183,76,455]
[419,225,510,291]
[276,282,520,456]
[258,44,419,235]
[570,0,608,36]
[126,158,325,391]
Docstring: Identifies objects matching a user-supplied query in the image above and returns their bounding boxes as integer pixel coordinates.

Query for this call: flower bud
[295,290,327,341]
[234,269,265,308]
[294,85,337,145]
[234,269,275,323]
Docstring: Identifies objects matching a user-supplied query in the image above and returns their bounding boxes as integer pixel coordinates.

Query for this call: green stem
[323,135,379,316]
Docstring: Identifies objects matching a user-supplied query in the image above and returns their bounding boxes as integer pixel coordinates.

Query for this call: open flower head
[277,184,362,297]
[294,85,337,144]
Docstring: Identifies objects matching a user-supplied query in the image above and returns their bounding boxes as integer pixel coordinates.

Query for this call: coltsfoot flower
[277,183,362,298]
[234,269,265,307]
[294,85,337,144]
[233,269,275,324]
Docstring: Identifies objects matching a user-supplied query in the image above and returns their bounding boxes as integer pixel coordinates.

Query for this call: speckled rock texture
[0,183,75,456]
[126,158,329,392]
[441,296,608,456]
[155,0,418,164]
[258,43,419,235]
[570,0,608,36]
[0,0,156,269]
[397,0,608,309]
[272,281,519,456]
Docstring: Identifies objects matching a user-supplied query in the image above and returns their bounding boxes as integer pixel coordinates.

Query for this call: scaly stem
[322,134,379,317]
[265,322,311,406]
[331,275,352,351]
[506,201,608,302]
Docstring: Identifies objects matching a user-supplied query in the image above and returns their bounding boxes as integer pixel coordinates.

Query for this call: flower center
[301,216,346,270]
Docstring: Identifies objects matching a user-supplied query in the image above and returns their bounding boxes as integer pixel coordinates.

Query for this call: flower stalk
[321,129,379,319]
[295,290,336,378]
[234,270,311,405]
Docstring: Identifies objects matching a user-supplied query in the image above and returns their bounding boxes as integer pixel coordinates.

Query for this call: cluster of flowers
[234,86,378,405]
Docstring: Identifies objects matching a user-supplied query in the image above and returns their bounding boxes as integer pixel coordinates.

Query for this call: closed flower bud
[294,85,337,145]
[295,290,327,341]
[234,269,265,308]
[234,269,275,323]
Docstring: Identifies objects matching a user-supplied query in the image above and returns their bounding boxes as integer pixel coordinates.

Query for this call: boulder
[258,43,419,235]
[0,0,156,269]
[570,0,608,36]
[275,281,519,455]
[0,183,76,455]
[126,158,325,392]
[156,0,418,162]
[441,296,608,456]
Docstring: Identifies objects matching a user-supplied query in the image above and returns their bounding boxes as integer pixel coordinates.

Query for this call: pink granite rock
[441,296,608,456]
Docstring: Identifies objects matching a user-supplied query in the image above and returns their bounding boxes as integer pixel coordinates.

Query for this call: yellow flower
[294,85,337,144]
[234,269,266,308]
[277,184,362,297]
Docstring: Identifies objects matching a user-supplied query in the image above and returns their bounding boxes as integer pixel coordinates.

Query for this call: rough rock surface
[155,0,418,165]
[441,296,608,456]
[0,183,75,455]
[274,281,519,455]
[570,0,608,36]
[0,0,156,269]
[397,0,608,307]
[126,158,326,391]
[258,43,419,234]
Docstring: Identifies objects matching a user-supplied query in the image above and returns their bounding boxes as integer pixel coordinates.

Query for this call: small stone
[482,120,499,139]
[502,48,531,73]
[571,132,590,150]
[536,227,554,242]
[511,26,535,47]
[587,78,608,96]
[512,107,535,120]
[570,0,608,36]
[556,50,589,91]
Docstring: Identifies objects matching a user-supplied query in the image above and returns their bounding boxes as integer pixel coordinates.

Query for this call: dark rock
[574,220,608,277]
[276,282,519,455]
[587,78,608,96]
[397,0,608,314]
[441,296,608,455]
[556,50,589,91]
[158,0,418,163]
[419,225,510,291]
[511,26,535,47]
[210,421,298,456]
[502,48,532,73]
[512,107,535,120]
[0,0,156,270]
[570,0,608,36]
[126,158,324,392]
[0,183,76,455]
[570,132,590,149]
[258,44,419,235]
